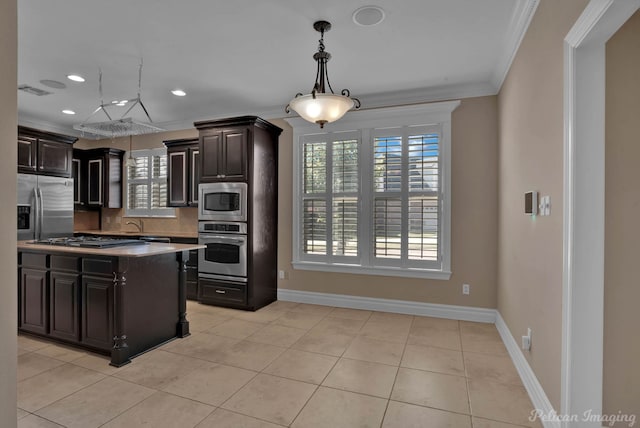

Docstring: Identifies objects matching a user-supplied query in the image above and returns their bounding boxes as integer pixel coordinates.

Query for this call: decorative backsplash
[76,207,198,235]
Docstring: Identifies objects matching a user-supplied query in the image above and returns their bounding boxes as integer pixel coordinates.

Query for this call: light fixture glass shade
[288,93,355,127]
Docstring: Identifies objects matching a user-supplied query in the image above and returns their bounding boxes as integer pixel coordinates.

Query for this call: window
[125,148,175,217]
[290,101,459,279]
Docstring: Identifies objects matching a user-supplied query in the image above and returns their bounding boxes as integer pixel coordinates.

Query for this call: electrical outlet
[462,283,470,295]
[278,270,287,280]
[522,328,532,351]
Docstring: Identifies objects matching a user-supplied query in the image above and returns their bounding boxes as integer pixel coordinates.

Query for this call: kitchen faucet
[125,219,143,233]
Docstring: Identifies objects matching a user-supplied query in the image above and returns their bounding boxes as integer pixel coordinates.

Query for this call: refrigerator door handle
[33,187,39,240]
[37,187,44,241]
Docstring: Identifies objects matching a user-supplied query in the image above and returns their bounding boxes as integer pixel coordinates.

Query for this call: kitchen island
[17,240,204,367]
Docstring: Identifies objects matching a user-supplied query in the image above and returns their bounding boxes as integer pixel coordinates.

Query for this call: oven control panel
[198,221,247,234]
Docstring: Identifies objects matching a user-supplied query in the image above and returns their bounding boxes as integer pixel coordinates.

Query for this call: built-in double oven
[198,182,249,305]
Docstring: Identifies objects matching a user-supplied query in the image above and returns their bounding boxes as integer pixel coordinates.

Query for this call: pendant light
[286,21,361,128]
[125,135,136,167]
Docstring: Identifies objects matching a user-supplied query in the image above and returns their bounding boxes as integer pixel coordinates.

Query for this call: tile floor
[16,300,542,428]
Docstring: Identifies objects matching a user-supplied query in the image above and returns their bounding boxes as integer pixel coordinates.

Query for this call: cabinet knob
[220,174,226,178]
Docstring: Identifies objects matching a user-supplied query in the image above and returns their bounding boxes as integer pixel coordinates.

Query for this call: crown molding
[491,0,540,91]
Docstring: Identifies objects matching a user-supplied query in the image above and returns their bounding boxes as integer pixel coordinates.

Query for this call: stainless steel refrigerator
[18,173,74,241]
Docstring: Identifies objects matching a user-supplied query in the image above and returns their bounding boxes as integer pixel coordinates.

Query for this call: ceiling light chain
[286,20,361,128]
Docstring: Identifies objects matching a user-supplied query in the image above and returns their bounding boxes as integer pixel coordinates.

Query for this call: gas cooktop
[30,236,150,248]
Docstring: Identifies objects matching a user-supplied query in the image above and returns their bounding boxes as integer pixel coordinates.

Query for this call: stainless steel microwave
[198,182,248,222]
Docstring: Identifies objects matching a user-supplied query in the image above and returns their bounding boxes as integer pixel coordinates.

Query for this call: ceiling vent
[18,85,53,96]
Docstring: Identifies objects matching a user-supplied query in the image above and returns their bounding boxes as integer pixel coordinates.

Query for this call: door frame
[562,0,639,424]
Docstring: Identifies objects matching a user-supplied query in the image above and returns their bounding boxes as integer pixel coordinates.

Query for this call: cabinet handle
[215,289,226,294]
[220,174,226,178]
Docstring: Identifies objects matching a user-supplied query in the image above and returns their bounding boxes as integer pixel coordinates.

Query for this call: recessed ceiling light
[352,6,385,27]
[171,89,186,97]
[40,79,66,89]
[67,74,85,83]
[62,109,76,115]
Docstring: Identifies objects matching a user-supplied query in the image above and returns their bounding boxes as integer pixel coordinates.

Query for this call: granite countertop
[74,230,198,239]
[18,241,204,258]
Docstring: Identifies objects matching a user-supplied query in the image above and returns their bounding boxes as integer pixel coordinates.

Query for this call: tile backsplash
[98,207,198,234]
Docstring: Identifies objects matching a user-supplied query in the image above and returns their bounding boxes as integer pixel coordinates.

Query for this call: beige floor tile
[160,332,239,362]
[17,335,51,352]
[460,321,499,335]
[187,312,232,332]
[18,348,32,356]
[101,391,214,428]
[214,340,286,371]
[34,377,154,428]
[113,350,207,389]
[17,414,64,428]
[464,352,522,386]
[234,308,286,323]
[222,373,317,426]
[327,307,372,321]
[468,379,537,427]
[288,303,334,316]
[196,408,284,428]
[246,324,307,347]
[472,417,540,428]
[359,320,410,344]
[70,353,126,375]
[342,336,405,366]
[401,344,465,376]
[461,332,508,356]
[292,330,355,357]
[263,300,300,311]
[368,311,414,327]
[383,400,472,428]
[34,344,87,363]
[263,349,338,384]
[163,362,257,406]
[407,328,462,351]
[291,386,387,428]
[408,317,461,350]
[18,353,65,382]
[273,311,325,330]
[391,367,469,414]
[207,318,266,339]
[17,408,30,419]
[18,364,105,412]
[311,317,366,335]
[322,358,398,398]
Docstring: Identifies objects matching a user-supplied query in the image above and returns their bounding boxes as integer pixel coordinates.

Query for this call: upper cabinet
[72,148,124,209]
[164,138,200,207]
[196,124,248,182]
[18,126,77,177]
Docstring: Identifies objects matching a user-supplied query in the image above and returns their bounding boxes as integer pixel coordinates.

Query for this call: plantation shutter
[126,148,173,216]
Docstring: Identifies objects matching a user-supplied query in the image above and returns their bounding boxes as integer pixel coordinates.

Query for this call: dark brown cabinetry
[72,148,124,209]
[195,116,282,310]
[164,138,199,207]
[81,275,114,350]
[19,267,48,335]
[49,271,80,342]
[198,127,247,182]
[18,126,77,177]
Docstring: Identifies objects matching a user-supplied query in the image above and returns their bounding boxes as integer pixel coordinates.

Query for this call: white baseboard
[277,288,496,323]
[278,288,557,427]
[495,312,559,428]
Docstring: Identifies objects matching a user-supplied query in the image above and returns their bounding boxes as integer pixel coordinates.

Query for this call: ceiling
[17,0,538,138]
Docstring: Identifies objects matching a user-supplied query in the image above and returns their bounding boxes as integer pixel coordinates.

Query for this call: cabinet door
[200,131,222,181]
[198,277,247,307]
[49,272,80,342]
[20,268,48,335]
[103,152,122,209]
[81,275,113,351]
[38,139,72,177]
[168,150,188,206]
[87,158,103,206]
[221,129,247,180]
[18,136,37,173]
[72,158,83,206]
[190,148,200,206]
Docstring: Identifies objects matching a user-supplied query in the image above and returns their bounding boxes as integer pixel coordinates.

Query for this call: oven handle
[199,235,246,245]
[199,273,248,283]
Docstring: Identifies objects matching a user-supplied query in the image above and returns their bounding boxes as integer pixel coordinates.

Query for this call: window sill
[291,261,452,280]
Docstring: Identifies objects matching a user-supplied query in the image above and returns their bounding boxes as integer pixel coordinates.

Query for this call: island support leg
[110,269,131,367]
[176,250,190,338]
